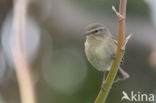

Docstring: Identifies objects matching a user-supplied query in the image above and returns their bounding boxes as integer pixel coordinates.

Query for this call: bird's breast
[85,39,115,71]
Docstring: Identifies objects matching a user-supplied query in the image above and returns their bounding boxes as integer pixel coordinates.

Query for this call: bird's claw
[101,83,107,91]
[111,54,116,60]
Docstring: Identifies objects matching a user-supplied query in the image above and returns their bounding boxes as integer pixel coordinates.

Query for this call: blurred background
[0,0,156,103]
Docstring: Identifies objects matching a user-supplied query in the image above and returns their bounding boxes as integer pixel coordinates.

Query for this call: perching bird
[84,23,129,83]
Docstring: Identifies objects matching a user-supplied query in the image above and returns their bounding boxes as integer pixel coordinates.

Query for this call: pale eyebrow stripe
[93,26,104,30]
[85,26,104,35]
[90,27,104,33]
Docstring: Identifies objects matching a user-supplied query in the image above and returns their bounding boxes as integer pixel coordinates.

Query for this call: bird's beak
[85,32,91,36]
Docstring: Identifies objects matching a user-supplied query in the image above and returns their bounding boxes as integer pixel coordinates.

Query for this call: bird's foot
[101,83,107,91]
[111,54,116,60]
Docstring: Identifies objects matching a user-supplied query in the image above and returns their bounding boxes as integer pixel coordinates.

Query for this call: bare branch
[13,0,36,103]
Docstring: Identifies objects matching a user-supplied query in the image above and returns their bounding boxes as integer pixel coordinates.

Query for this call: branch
[13,0,36,103]
[94,0,130,103]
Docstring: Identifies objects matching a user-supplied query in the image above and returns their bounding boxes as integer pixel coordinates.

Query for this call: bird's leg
[111,53,116,60]
[101,72,107,91]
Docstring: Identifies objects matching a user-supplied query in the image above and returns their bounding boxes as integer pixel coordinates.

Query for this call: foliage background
[0,0,156,103]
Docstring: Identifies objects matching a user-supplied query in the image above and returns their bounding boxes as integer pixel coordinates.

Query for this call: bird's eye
[94,30,98,33]
[93,30,99,34]
[90,29,102,35]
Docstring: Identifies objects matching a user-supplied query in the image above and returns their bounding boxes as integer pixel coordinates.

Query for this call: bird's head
[85,23,111,39]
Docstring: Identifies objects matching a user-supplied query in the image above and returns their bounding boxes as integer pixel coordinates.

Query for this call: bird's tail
[114,67,130,83]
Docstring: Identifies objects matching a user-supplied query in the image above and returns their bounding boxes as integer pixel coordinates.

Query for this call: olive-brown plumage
[84,23,129,82]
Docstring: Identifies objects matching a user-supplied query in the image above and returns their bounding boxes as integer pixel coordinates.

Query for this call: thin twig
[13,0,36,103]
[94,0,129,103]
[122,33,133,50]
[112,6,124,22]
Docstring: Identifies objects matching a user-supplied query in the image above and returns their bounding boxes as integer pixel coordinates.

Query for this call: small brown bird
[84,23,129,82]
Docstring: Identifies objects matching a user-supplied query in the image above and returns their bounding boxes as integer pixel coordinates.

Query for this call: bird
[84,23,129,84]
